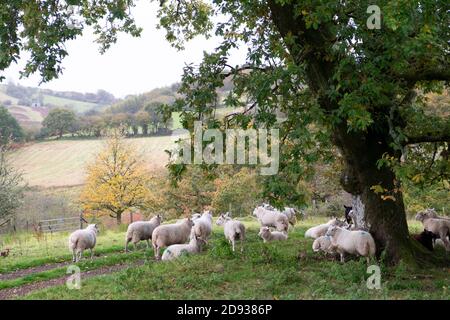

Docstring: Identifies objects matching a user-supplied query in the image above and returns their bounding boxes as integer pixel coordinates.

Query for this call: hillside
[0,84,114,126]
[9,135,182,187]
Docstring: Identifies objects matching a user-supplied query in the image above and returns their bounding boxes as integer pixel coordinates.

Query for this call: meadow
[9,135,180,187]
[0,217,448,300]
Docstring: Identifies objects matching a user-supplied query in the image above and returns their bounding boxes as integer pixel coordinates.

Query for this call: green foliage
[0,106,23,145]
[42,108,76,138]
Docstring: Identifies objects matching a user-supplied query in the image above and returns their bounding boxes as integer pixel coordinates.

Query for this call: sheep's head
[191,213,201,221]
[203,210,213,219]
[328,218,345,227]
[216,213,230,226]
[185,217,194,228]
[415,212,426,222]
[258,226,271,238]
[325,225,339,237]
[154,214,163,224]
[88,224,99,234]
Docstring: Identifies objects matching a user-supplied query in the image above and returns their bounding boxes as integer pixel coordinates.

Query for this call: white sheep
[216,212,246,252]
[420,208,450,220]
[253,206,289,232]
[152,218,194,260]
[304,218,345,239]
[192,210,213,242]
[125,215,163,252]
[415,211,450,251]
[161,229,206,261]
[68,224,99,262]
[325,226,376,263]
[281,207,298,227]
[191,213,202,221]
[258,226,288,242]
[312,235,335,254]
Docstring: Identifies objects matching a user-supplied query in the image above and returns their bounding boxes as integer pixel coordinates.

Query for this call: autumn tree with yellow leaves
[80,131,149,225]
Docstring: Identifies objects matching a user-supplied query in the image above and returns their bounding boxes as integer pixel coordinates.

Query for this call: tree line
[40,103,172,139]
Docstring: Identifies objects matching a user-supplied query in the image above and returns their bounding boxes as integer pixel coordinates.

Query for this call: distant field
[8,105,46,122]
[9,135,182,187]
[0,88,19,104]
[42,94,101,114]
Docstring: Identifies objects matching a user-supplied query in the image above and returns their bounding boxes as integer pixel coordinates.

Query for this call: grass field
[0,217,448,300]
[42,94,101,114]
[9,135,181,187]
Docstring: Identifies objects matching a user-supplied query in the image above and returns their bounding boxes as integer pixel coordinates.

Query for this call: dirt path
[0,261,71,281]
[0,260,145,300]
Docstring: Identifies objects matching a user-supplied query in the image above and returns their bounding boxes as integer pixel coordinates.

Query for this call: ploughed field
[0,217,448,300]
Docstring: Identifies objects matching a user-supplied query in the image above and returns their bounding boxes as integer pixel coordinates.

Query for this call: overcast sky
[3,1,246,98]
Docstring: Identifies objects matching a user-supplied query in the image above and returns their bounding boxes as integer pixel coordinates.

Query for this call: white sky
[3,1,246,98]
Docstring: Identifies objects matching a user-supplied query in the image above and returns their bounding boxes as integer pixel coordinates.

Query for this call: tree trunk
[116,212,122,225]
[333,122,442,266]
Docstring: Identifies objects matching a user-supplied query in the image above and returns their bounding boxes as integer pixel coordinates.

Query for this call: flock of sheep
[68,205,449,264]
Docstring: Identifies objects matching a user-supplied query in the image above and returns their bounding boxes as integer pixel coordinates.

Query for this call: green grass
[42,95,100,114]
[0,229,128,273]
[3,217,447,300]
[0,250,146,290]
[8,135,181,187]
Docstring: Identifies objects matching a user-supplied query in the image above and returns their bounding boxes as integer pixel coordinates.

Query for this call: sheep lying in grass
[152,218,194,260]
[258,226,288,242]
[69,224,99,262]
[125,215,162,252]
[193,210,213,242]
[216,212,246,252]
[253,206,289,232]
[325,226,376,263]
[415,211,450,251]
[312,235,334,254]
[161,229,206,261]
[305,218,345,239]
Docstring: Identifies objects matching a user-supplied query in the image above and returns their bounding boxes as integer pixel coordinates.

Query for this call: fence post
[80,213,84,229]
[130,211,133,223]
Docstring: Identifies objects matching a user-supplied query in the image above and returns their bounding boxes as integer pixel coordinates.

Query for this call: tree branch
[403,134,450,145]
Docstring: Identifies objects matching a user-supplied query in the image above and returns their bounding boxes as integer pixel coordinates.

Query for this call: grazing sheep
[412,230,437,251]
[152,218,194,260]
[68,224,99,262]
[325,226,376,263]
[304,218,345,239]
[161,229,206,261]
[258,226,288,242]
[193,210,213,242]
[216,212,246,252]
[125,215,163,252]
[253,206,289,232]
[312,236,335,254]
[415,212,450,251]
[281,207,298,227]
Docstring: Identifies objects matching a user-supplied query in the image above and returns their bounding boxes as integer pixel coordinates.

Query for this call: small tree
[0,144,24,224]
[80,131,149,225]
[42,108,76,138]
[0,106,23,145]
[135,110,151,135]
